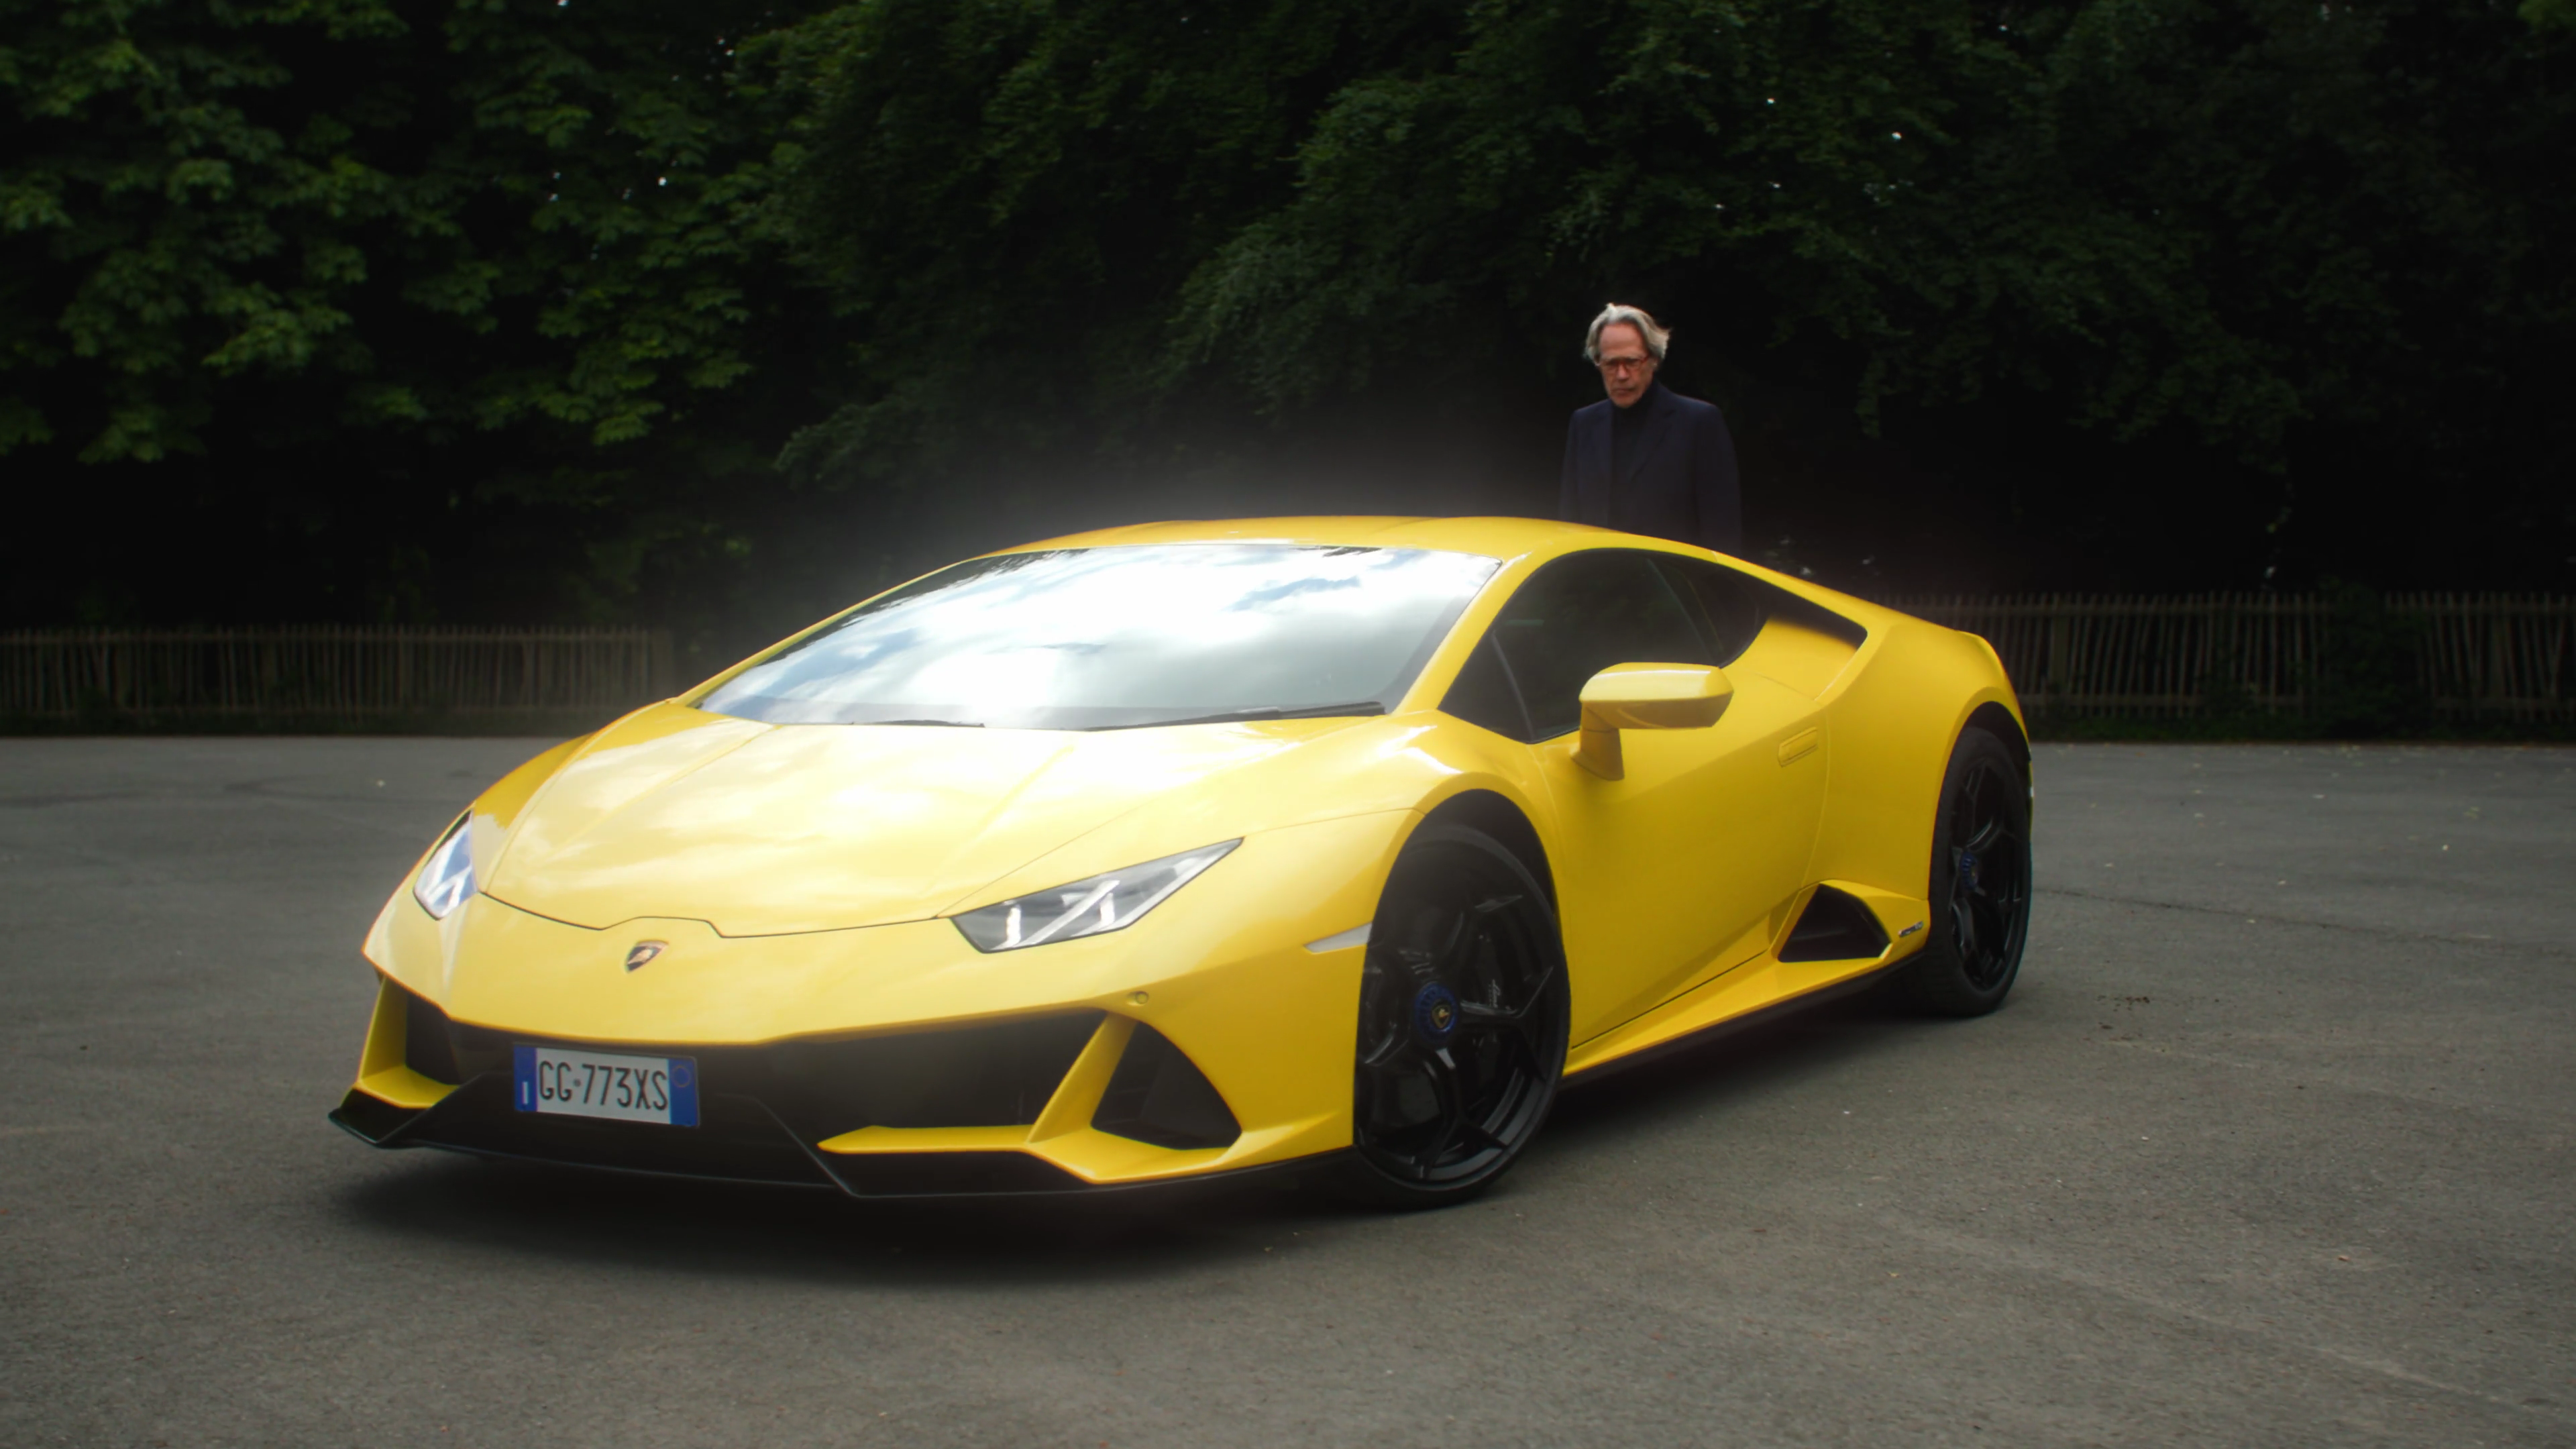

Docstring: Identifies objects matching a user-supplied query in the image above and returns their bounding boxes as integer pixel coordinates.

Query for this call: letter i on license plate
[513,1045,699,1127]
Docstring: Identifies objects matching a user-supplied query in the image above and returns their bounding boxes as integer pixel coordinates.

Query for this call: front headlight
[953,841,1239,953]
[413,817,476,920]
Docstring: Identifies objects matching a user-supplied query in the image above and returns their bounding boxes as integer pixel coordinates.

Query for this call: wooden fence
[0,627,676,723]
[2,598,2569,727]
[1876,594,2576,722]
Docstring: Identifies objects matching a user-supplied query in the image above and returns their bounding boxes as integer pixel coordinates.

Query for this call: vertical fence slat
[1,604,2568,727]
[0,627,672,723]
[1865,594,2573,724]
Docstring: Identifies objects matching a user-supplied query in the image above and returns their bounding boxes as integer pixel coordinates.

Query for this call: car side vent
[1779,885,1891,963]
[1093,1024,1241,1150]
[402,987,462,1085]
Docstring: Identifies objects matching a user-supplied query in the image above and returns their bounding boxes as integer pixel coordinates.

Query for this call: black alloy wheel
[1342,824,1569,1208]
[1904,729,2033,1016]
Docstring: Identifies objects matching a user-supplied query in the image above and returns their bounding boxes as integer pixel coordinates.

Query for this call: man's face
[1595,322,1658,408]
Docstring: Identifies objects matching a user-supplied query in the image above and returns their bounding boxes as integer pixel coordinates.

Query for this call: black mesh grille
[1779,885,1891,963]
[378,984,1103,1186]
[394,985,1099,1142]
[767,1014,1100,1134]
[1093,1024,1240,1150]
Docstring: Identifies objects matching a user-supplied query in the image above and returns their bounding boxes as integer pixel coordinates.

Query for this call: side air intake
[405,989,462,1084]
[1092,1024,1240,1150]
[1778,885,1891,963]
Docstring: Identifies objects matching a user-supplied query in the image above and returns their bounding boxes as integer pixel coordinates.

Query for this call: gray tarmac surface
[2,738,2571,1448]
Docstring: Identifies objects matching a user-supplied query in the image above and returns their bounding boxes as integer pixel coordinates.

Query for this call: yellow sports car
[331,518,2031,1205]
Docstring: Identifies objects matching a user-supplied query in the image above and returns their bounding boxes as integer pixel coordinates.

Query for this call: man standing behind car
[1558,303,1743,555]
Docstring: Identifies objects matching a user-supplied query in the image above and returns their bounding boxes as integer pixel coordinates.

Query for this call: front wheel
[1338,824,1568,1209]
[1902,728,2033,1017]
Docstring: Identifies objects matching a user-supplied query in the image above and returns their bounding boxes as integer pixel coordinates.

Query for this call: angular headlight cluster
[413,818,477,920]
[953,841,1238,953]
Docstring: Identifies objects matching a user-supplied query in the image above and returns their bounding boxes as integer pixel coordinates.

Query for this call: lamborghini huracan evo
[331,517,2033,1205]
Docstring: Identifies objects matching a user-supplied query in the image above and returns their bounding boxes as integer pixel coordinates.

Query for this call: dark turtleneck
[1610,380,1662,482]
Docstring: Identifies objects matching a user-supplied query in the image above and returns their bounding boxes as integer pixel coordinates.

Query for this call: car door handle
[1777,727,1821,765]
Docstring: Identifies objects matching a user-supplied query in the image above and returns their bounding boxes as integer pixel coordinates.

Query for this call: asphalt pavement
[3,737,2570,1448]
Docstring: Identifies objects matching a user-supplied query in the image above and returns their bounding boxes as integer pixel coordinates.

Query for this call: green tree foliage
[3,0,2569,628]
[768,0,2570,586]
[2,0,822,621]
[758,0,1454,493]
[1177,0,2571,457]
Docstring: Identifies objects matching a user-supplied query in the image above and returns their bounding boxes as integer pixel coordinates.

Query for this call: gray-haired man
[1557,303,1743,555]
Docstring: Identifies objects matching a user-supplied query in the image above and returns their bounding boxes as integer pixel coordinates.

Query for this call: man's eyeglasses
[1596,355,1656,376]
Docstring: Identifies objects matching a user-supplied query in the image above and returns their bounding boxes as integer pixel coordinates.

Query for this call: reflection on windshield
[697,544,1500,729]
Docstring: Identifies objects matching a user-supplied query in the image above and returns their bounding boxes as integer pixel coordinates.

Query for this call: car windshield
[696,543,1501,730]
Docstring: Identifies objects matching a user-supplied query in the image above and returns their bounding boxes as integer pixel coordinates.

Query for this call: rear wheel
[1903,729,2033,1017]
[1340,824,1568,1209]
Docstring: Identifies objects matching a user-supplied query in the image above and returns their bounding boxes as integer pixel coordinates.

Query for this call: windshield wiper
[1104,702,1389,731]
[867,718,984,727]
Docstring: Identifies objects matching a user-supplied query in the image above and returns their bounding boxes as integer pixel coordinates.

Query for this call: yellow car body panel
[337,517,2025,1196]
[475,703,1376,936]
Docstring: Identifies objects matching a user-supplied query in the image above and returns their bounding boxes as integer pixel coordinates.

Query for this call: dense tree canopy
[2,0,827,623]
[3,0,2569,637]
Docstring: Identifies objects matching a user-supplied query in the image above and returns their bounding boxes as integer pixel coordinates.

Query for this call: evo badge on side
[625,940,668,973]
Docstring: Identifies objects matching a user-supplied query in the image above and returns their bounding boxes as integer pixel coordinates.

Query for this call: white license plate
[513,1045,699,1127]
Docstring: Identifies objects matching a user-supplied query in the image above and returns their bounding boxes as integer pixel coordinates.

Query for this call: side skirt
[1561,952,1915,1086]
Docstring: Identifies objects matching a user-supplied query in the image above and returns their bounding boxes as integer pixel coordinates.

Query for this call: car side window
[1439,632,1533,740]
[1484,551,1713,741]
[1655,556,1770,665]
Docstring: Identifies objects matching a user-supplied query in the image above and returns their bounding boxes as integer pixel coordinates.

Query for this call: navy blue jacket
[1558,383,1743,555]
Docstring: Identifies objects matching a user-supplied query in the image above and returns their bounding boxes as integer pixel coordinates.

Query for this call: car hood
[478,703,1356,936]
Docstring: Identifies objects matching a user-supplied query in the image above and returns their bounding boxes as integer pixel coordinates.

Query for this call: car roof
[996,516,1644,563]
[979,516,1897,640]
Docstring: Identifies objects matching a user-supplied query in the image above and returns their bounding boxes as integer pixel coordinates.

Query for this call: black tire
[1902,728,2033,1018]
[1338,824,1569,1210]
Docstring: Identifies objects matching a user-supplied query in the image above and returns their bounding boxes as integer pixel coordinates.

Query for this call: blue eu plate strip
[669,1057,700,1128]
[513,1044,537,1112]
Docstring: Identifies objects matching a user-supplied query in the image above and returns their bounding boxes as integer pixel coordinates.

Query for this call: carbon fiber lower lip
[341,1073,845,1187]
[331,1082,1331,1201]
